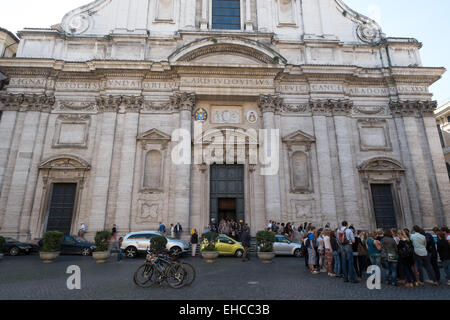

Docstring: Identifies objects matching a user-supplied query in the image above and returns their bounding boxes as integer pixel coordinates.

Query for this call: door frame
[368,183,402,230]
[43,182,79,236]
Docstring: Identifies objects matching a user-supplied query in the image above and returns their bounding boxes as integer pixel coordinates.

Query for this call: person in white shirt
[78,223,87,240]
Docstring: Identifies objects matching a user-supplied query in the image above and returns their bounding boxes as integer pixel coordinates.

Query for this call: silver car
[273,235,303,257]
[121,231,190,258]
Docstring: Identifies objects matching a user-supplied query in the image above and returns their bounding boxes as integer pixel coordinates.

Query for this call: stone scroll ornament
[356,22,382,44]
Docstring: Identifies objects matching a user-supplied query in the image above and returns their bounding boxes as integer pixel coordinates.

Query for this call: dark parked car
[1,237,39,256]
[38,235,96,256]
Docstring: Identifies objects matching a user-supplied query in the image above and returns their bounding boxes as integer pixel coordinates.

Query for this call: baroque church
[0,0,449,240]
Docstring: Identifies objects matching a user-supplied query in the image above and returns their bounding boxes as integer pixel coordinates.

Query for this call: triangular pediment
[137,128,171,141]
[282,130,316,144]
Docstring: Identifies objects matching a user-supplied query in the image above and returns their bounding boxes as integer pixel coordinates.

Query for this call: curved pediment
[358,157,404,172]
[39,155,91,170]
[169,37,286,65]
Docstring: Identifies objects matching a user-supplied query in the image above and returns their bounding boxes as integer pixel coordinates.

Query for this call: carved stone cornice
[0,92,55,112]
[389,100,437,118]
[170,92,196,113]
[258,95,283,114]
[310,99,353,116]
[95,95,143,113]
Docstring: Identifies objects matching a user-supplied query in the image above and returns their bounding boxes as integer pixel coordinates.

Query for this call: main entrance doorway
[210,165,244,223]
[371,184,398,230]
[45,183,77,235]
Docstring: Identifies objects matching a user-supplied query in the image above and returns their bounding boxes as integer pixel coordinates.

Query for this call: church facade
[0,0,449,240]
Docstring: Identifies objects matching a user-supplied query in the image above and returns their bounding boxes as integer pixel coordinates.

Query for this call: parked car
[200,234,244,258]
[121,231,190,258]
[273,235,303,257]
[1,237,38,256]
[37,235,96,256]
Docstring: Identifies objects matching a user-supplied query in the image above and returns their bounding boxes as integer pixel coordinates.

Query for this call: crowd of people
[301,221,450,287]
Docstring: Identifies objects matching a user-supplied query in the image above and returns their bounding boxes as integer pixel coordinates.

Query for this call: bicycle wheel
[165,264,185,289]
[180,262,196,286]
[134,263,156,288]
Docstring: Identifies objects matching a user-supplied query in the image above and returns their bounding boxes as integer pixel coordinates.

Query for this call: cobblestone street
[0,254,448,300]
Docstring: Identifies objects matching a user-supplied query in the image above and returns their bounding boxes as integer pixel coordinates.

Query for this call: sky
[0,0,448,105]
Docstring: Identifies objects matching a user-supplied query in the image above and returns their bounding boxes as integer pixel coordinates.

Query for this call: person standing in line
[410,225,438,286]
[170,224,175,238]
[366,232,382,270]
[323,229,335,277]
[381,230,399,286]
[112,224,117,241]
[397,230,417,287]
[331,230,342,277]
[338,221,358,283]
[307,226,319,274]
[190,229,198,257]
[317,228,325,272]
[241,227,251,262]
[425,230,440,284]
[436,232,450,286]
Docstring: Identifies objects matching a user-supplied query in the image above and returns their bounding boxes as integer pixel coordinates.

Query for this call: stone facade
[0,0,449,240]
[435,102,450,178]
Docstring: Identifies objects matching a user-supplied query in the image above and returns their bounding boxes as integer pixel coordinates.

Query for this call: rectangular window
[212,0,241,30]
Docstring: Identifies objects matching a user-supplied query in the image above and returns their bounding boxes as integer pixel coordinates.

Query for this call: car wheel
[294,249,301,257]
[81,248,91,256]
[9,247,20,256]
[125,246,138,258]
[235,249,243,258]
[170,246,182,256]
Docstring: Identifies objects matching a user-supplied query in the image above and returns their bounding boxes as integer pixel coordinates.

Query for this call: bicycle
[133,249,196,288]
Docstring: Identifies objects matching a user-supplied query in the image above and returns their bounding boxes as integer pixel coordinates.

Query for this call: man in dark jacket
[425,232,440,283]
[437,232,450,285]
[241,227,251,262]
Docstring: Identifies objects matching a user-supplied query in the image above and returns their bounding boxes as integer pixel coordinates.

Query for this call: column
[332,102,361,226]
[173,93,195,236]
[0,110,18,192]
[311,103,338,225]
[114,110,140,233]
[182,0,197,29]
[200,0,208,30]
[88,97,119,232]
[259,95,282,223]
[245,0,253,31]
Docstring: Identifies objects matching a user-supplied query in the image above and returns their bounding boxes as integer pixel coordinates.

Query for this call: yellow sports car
[201,234,244,257]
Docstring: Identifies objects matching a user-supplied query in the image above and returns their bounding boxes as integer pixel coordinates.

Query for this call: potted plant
[200,232,219,263]
[92,230,112,263]
[256,230,276,264]
[150,235,167,253]
[0,236,5,261]
[40,231,63,263]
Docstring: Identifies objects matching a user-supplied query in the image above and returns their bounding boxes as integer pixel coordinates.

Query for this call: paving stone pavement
[0,254,448,300]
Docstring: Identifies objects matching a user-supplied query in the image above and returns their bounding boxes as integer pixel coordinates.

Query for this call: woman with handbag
[381,230,399,286]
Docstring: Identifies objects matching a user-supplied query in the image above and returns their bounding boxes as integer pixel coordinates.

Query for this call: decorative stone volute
[171,92,196,112]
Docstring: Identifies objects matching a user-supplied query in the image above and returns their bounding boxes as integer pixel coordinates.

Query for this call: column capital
[389,100,437,118]
[0,92,55,112]
[258,94,283,114]
[310,99,353,116]
[95,95,144,113]
[171,92,196,113]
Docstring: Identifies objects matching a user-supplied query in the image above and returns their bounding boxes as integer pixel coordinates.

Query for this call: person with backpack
[381,230,399,286]
[425,230,441,284]
[397,230,417,287]
[338,221,358,283]
[410,225,438,286]
[331,230,342,277]
[307,226,319,274]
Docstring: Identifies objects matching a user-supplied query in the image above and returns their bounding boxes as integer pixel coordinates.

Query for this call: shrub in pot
[0,236,5,261]
[40,231,64,263]
[150,235,168,253]
[92,230,112,263]
[200,232,219,263]
[256,230,276,264]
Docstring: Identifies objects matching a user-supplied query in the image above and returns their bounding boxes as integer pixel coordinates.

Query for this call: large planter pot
[201,251,219,263]
[92,251,110,264]
[40,251,60,264]
[257,252,275,264]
